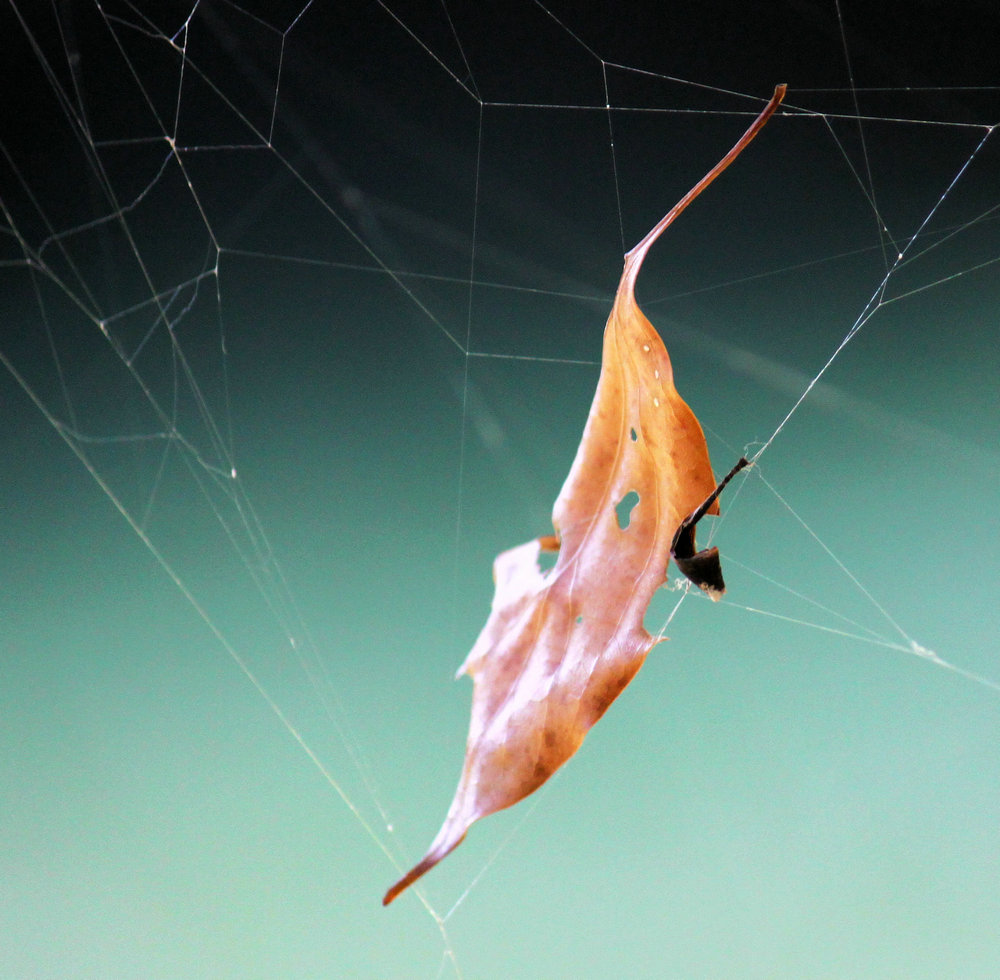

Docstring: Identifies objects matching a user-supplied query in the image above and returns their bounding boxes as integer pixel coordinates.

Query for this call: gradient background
[2,2,999,978]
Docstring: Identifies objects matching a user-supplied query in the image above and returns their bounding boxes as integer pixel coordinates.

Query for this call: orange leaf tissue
[384,85,786,906]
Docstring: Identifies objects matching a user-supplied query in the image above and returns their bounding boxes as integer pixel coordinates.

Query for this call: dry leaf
[384,85,786,906]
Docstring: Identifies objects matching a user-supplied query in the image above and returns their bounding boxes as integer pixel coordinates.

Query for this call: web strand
[750,122,995,463]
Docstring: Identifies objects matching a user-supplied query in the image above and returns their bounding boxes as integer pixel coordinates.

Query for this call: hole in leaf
[614,490,640,530]
[537,549,558,572]
[630,427,638,442]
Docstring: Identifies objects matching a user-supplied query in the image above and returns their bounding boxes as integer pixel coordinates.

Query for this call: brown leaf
[383,85,786,906]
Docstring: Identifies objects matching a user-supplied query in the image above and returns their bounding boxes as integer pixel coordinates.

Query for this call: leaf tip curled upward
[672,543,726,600]
[669,456,751,599]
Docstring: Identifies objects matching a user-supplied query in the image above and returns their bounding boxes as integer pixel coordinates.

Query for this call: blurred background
[2,2,999,977]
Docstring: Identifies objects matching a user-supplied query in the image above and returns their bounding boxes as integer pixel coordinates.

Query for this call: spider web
[3,1,1000,976]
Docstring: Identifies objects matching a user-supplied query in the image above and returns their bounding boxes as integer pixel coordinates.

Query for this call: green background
[3,2,999,977]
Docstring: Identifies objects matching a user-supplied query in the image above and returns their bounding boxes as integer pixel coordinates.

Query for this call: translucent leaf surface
[384,86,786,906]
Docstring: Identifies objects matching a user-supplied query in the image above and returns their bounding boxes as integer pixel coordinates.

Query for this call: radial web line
[751,123,994,461]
